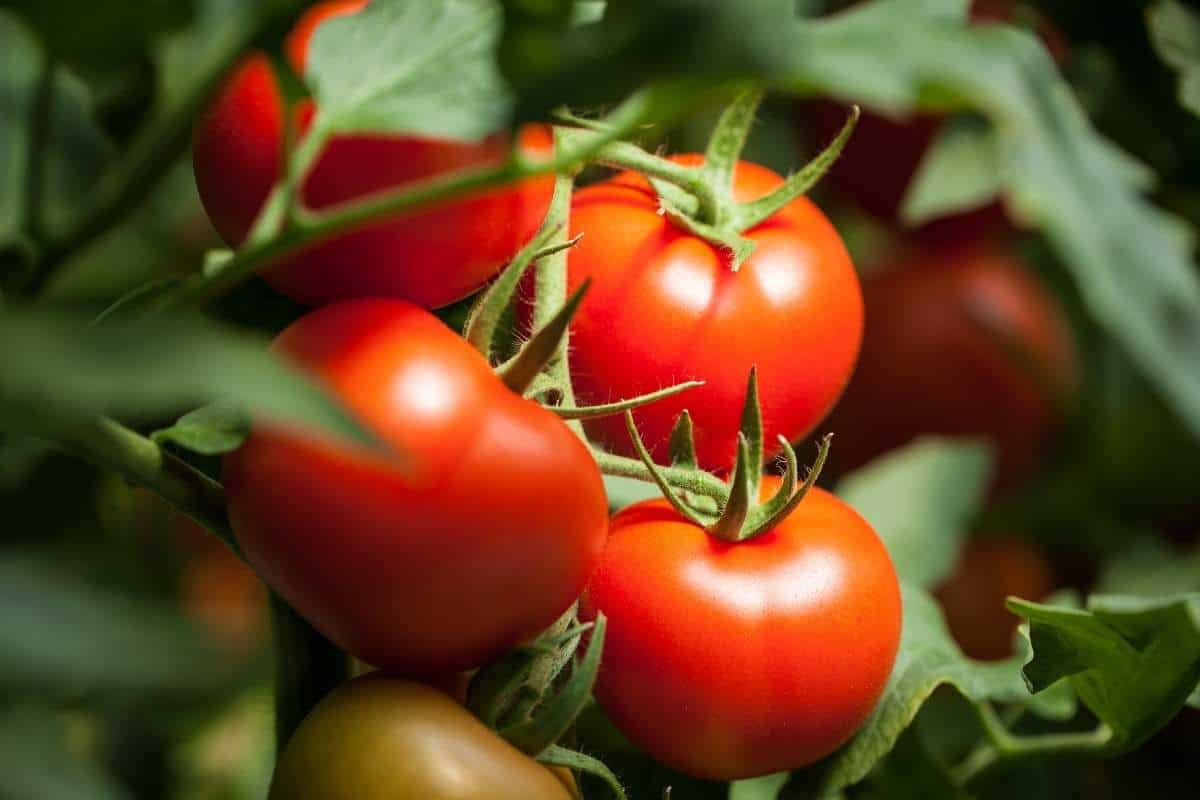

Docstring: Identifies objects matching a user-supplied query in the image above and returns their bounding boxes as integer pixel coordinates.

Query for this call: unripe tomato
[935,535,1054,661]
[579,479,902,780]
[192,0,554,309]
[271,674,578,799]
[825,243,1077,488]
[565,156,863,472]
[223,299,608,673]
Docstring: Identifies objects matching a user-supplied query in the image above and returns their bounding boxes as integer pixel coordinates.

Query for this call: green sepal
[744,433,832,539]
[743,434,800,533]
[499,614,607,756]
[702,87,765,202]
[464,219,569,359]
[150,400,250,456]
[709,433,755,542]
[668,410,699,469]
[623,410,713,527]
[537,744,628,800]
[738,366,764,498]
[497,279,590,395]
[551,380,703,420]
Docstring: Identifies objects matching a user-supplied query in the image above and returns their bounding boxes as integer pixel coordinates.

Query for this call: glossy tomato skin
[579,480,902,780]
[223,299,607,673]
[825,243,1077,488]
[271,674,577,800]
[192,0,554,309]
[566,156,863,472]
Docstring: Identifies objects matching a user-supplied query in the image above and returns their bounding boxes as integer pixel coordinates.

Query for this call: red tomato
[825,243,1077,489]
[564,156,863,472]
[192,0,554,309]
[223,299,608,672]
[579,479,902,780]
[935,535,1054,661]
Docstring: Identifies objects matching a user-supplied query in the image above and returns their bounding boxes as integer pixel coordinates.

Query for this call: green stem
[270,593,348,754]
[592,449,729,503]
[951,702,1113,786]
[531,171,579,408]
[27,10,276,294]
[55,416,238,554]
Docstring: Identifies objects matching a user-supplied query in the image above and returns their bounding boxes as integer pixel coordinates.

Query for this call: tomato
[935,535,1054,661]
[223,299,607,672]
[579,478,901,780]
[824,243,1077,489]
[192,0,554,309]
[564,156,862,472]
[271,674,578,799]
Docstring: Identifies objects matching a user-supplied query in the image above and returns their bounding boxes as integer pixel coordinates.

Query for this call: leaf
[1096,537,1200,597]
[151,401,250,456]
[788,1,1200,440]
[0,308,368,448]
[729,772,789,800]
[836,438,992,589]
[901,115,1001,225]
[1009,593,1200,754]
[0,557,232,700]
[0,706,128,800]
[1147,0,1200,116]
[0,12,40,249]
[306,0,512,140]
[5,0,194,67]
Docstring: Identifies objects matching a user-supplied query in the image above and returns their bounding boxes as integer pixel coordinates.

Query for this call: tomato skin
[579,480,902,780]
[271,674,577,800]
[192,0,554,309]
[935,535,1053,661]
[565,156,863,472]
[825,243,1076,488]
[223,299,608,673]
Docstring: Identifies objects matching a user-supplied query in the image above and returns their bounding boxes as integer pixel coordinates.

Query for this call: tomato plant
[826,242,1077,489]
[580,477,902,780]
[271,674,579,799]
[193,0,555,309]
[224,299,607,672]
[564,155,863,472]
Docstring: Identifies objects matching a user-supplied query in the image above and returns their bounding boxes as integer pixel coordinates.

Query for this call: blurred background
[2,0,1199,798]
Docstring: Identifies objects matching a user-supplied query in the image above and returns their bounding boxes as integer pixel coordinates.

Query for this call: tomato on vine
[563,152,863,473]
[271,674,579,799]
[192,0,554,309]
[223,299,607,673]
[580,475,901,780]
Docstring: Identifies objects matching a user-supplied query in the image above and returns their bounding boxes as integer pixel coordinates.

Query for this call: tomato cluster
[196,0,903,792]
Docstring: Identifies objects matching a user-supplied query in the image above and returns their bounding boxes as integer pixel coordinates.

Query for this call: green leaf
[728,772,789,800]
[1096,538,1200,597]
[1010,593,1200,754]
[836,437,992,589]
[0,706,128,800]
[1147,0,1200,116]
[0,308,368,448]
[5,0,194,67]
[793,584,1034,796]
[0,12,40,249]
[788,1,1200,441]
[0,557,232,700]
[151,401,250,456]
[306,0,512,140]
[901,115,1001,225]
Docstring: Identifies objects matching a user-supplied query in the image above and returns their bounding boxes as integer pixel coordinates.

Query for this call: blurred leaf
[0,12,40,249]
[0,706,128,800]
[4,0,194,67]
[0,308,368,447]
[306,0,511,140]
[855,726,969,800]
[901,115,1001,225]
[152,401,249,456]
[42,68,112,234]
[1010,593,1200,754]
[1096,538,1200,597]
[0,557,231,699]
[837,437,992,589]
[729,772,789,800]
[1147,0,1200,116]
[788,0,1200,441]
[792,585,1034,796]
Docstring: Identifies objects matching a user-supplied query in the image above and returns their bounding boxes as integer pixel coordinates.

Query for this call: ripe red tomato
[825,243,1077,488]
[192,0,554,309]
[579,478,902,780]
[223,299,608,673]
[271,674,579,799]
[564,156,863,472]
[935,535,1054,661]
